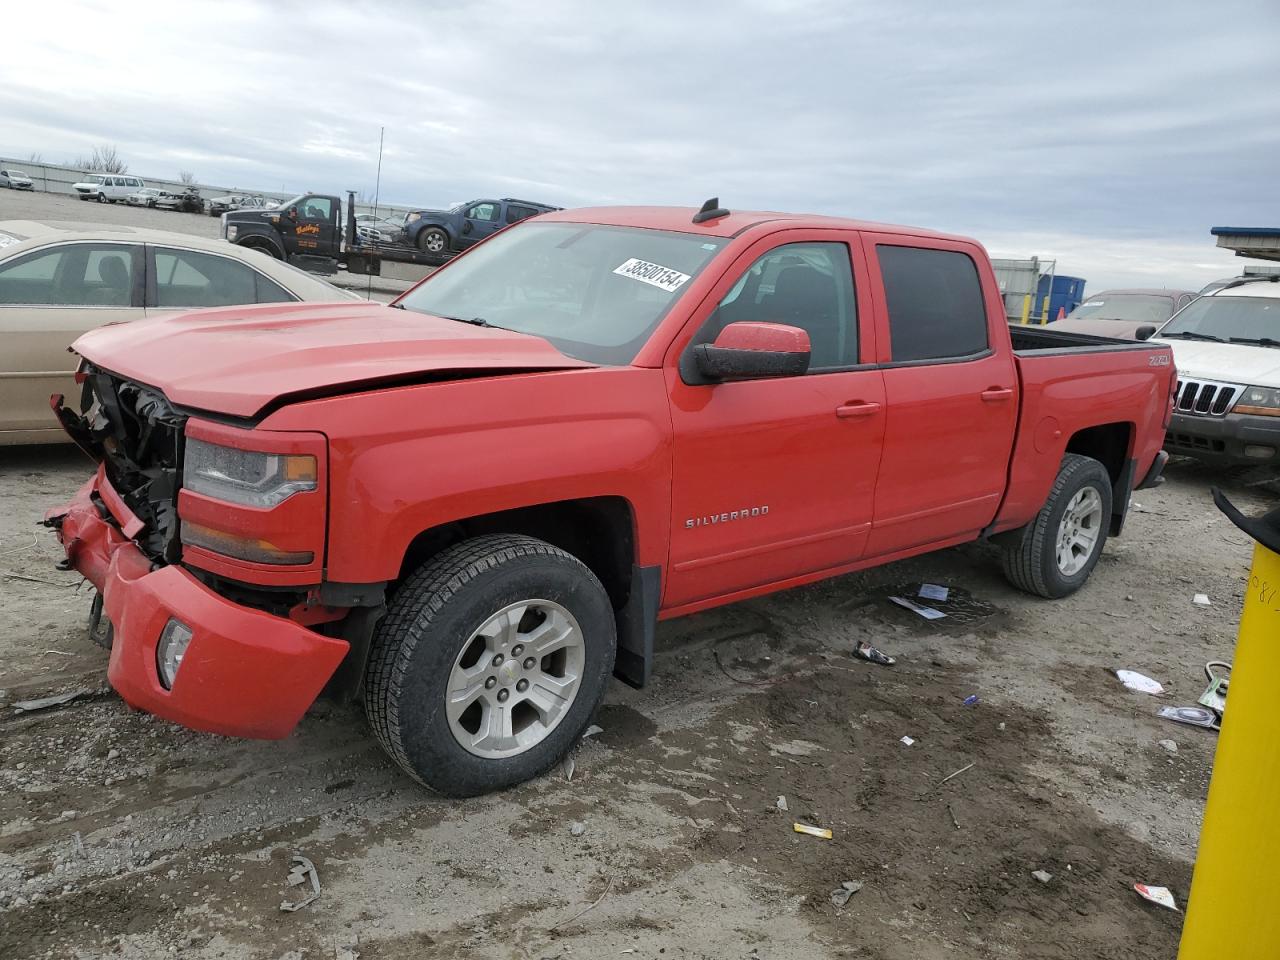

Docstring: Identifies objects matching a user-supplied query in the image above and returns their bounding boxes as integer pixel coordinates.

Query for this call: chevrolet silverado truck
[45,200,1176,797]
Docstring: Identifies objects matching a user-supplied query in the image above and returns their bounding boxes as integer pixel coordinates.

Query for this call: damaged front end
[50,364,187,566]
[43,363,353,740]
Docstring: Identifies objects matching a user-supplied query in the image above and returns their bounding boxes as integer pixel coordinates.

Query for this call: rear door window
[506,204,539,224]
[878,245,988,362]
[151,247,294,308]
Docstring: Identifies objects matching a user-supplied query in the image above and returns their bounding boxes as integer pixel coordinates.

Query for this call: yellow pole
[1020,294,1031,325]
[1040,295,1051,325]
[1179,504,1280,959]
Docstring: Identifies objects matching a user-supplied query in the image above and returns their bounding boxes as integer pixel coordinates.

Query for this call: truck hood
[1153,337,1280,387]
[71,301,595,419]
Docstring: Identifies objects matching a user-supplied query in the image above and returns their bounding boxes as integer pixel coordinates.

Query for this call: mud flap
[614,565,660,689]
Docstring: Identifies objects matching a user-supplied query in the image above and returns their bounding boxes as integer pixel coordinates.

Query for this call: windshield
[1067,294,1174,323]
[398,221,728,364]
[1160,295,1280,344]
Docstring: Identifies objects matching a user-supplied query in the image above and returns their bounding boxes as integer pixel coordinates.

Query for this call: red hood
[71,301,594,418]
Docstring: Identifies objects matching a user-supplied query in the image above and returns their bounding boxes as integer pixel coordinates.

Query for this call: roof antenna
[692,197,730,224]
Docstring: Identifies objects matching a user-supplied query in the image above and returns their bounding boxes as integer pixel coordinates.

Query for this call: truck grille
[1174,377,1242,418]
[82,369,187,563]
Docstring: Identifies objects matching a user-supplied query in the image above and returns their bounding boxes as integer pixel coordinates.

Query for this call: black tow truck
[219,191,439,277]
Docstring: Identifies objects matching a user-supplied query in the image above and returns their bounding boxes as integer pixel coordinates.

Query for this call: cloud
[1,0,1277,289]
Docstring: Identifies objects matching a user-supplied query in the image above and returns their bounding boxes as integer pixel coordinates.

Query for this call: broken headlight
[183,437,317,507]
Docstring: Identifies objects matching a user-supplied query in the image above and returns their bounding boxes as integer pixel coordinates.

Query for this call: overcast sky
[2,0,1278,290]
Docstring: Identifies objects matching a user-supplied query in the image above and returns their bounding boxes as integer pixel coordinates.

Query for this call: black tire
[364,534,616,797]
[97,193,106,203]
[1001,453,1113,599]
[242,239,282,260]
[417,226,448,255]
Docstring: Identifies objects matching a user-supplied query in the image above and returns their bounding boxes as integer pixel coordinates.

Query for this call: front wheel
[364,535,616,797]
[1001,453,1113,599]
[417,226,448,254]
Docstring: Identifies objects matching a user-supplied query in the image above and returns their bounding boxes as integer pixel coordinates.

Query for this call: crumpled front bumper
[46,469,349,739]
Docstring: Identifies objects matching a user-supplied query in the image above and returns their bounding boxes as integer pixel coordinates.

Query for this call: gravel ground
[1,444,1274,959]
[0,190,427,300]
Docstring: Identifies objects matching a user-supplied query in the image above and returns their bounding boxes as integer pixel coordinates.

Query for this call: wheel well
[398,497,637,611]
[238,236,283,259]
[1064,422,1132,490]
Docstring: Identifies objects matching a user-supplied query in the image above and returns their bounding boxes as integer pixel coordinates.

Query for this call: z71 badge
[1148,354,1170,366]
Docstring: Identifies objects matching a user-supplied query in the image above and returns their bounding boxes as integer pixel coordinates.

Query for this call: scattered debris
[13,689,92,713]
[1158,705,1220,731]
[2,570,79,587]
[581,724,604,741]
[562,755,576,782]
[1031,869,1053,884]
[947,804,960,830]
[889,596,946,620]
[42,649,75,657]
[998,722,1006,732]
[900,736,915,747]
[1158,739,1178,754]
[830,880,864,907]
[1192,594,1212,607]
[852,640,896,666]
[962,694,979,706]
[550,877,614,931]
[793,822,833,840]
[334,933,360,960]
[1199,661,1230,715]
[917,583,950,602]
[570,821,586,837]
[1115,670,1164,695]
[279,855,321,912]
[106,748,120,760]
[940,762,975,785]
[1133,883,1179,911]
[775,795,788,812]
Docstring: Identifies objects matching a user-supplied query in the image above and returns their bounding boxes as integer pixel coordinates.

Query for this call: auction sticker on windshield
[613,258,691,293]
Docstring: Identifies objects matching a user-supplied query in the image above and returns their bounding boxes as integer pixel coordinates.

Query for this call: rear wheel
[1001,453,1113,598]
[364,534,616,797]
[97,192,107,203]
[417,226,448,255]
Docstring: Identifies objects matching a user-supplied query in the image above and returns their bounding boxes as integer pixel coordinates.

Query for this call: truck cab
[220,192,343,263]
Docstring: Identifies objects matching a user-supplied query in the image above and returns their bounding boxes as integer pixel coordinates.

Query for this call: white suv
[72,174,146,203]
[1156,276,1280,466]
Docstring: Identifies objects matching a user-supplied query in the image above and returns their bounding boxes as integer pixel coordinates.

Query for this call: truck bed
[1007,323,1155,354]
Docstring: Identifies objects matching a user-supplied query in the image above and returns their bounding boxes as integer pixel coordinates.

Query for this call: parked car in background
[0,169,35,190]
[207,194,278,217]
[1047,288,1197,340]
[155,187,205,214]
[1199,268,1280,295]
[0,220,360,445]
[354,213,402,244]
[72,174,147,203]
[401,197,559,258]
[1155,275,1280,465]
[127,187,166,207]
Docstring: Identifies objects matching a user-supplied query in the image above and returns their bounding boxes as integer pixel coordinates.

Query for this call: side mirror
[462,220,473,235]
[287,208,297,221]
[691,322,811,382]
[1135,325,1157,341]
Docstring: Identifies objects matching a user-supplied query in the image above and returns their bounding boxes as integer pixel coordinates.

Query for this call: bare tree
[73,144,129,174]
[26,152,45,163]
[178,170,197,185]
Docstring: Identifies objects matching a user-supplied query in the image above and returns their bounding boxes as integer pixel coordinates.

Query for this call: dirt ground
[1,441,1275,959]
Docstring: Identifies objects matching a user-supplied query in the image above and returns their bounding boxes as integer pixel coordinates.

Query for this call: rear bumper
[1166,411,1280,466]
[45,472,349,739]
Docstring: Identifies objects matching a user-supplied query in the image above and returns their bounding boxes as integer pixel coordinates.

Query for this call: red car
[46,200,1176,796]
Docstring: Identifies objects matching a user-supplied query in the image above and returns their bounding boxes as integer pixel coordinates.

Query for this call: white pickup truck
[1156,275,1280,465]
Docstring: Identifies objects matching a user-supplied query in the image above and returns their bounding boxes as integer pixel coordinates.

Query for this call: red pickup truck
[46,202,1176,796]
